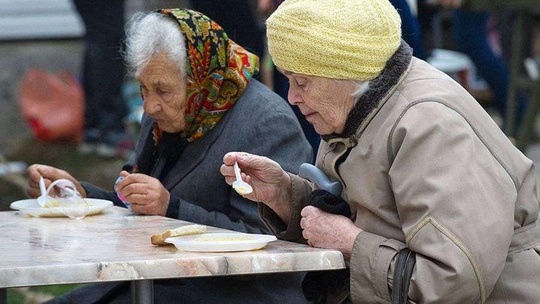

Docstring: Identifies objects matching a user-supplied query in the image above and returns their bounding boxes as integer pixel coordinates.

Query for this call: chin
[313,125,330,136]
[160,124,184,134]
[309,117,333,135]
[314,119,344,135]
[156,124,172,133]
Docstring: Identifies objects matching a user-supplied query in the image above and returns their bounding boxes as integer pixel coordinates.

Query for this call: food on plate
[192,234,252,242]
[232,184,252,195]
[151,224,208,246]
[43,199,89,209]
[43,200,61,208]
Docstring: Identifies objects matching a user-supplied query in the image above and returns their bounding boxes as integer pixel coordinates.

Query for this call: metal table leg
[131,280,154,304]
[0,288,6,304]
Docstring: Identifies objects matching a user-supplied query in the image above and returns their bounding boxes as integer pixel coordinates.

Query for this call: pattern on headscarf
[157,8,259,143]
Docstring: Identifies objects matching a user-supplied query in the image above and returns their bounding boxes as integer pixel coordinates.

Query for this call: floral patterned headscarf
[156,8,259,143]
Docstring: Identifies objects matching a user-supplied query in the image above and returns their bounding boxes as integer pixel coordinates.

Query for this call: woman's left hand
[115,171,170,216]
[300,205,362,260]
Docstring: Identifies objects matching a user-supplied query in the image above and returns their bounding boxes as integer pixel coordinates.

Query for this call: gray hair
[332,79,370,99]
[124,12,186,77]
[351,81,370,99]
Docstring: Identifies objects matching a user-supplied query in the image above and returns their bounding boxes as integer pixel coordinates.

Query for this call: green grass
[8,284,81,303]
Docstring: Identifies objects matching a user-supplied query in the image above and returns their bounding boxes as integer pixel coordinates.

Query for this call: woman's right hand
[26,164,86,198]
[221,152,293,220]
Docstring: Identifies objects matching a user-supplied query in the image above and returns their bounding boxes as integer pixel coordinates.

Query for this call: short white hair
[351,81,370,98]
[124,12,186,77]
[332,79,369,99]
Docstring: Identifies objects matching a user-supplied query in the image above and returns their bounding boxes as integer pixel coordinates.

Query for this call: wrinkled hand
[221,152,292,221]
[27,164,86,198]
[300,206,362,260]
[115,171,170,216]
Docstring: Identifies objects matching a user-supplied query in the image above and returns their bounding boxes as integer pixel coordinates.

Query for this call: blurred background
[0,0,190,212]
[0,0,539,302]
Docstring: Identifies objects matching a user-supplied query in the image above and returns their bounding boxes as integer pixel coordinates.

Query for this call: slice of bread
[151,224,208,246]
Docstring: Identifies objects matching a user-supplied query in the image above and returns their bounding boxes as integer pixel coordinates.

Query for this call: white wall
[0,0,153,41]
[0,0,84,40]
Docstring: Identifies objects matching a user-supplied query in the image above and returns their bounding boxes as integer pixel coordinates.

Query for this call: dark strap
[400,251,416,303]
[391,249,409,304]
[391,248,416,304]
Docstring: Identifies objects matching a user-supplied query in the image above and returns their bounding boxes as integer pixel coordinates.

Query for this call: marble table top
[0,207,345,288]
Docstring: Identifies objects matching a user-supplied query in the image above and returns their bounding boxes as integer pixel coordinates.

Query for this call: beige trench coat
[262,56,540,303]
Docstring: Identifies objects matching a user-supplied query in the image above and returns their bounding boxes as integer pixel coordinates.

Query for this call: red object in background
[18,69,84,143]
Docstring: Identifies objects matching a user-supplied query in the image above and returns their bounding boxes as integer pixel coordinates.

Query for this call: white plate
[10,198,113,217]
[165,232,277,252]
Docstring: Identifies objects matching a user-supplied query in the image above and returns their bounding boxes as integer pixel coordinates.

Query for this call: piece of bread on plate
[151,224,207,246]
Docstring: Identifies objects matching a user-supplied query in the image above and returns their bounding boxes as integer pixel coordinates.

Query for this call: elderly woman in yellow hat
[222,0,540,303]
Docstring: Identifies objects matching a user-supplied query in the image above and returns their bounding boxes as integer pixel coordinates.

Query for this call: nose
[287,86,302,106]
[143,94,161,115]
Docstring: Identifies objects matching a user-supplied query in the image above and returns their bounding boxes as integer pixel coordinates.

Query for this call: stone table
[0,206,345,304]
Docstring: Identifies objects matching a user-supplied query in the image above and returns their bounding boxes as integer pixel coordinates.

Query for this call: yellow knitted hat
[267,0,401,81]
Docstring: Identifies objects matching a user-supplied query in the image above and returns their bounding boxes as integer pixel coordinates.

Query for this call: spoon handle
[233,162,242,181]
[39,176,47,196]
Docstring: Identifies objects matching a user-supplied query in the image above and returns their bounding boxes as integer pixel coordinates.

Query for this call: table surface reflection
[0,206,345,289]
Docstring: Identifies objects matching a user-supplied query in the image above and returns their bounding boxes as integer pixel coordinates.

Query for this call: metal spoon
[232,162,253,195]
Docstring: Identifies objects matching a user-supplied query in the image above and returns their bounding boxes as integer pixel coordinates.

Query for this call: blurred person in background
[27,8,312,303]
[418,0,527,135]
[188,0,266,62]
[191,0,321,156]
[73,0,134,158]
[221,0,540,302]
[390,0,427,60]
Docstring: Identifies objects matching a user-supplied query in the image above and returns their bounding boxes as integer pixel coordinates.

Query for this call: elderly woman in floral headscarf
[26,9,312,303]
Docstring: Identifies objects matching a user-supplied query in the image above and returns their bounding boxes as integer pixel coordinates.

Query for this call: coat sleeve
[80,182,125,207]
[260,173,313,241]
[350,101,518,303]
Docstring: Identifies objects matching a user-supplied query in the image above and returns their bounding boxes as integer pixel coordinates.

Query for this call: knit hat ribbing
[266,0,401,80]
